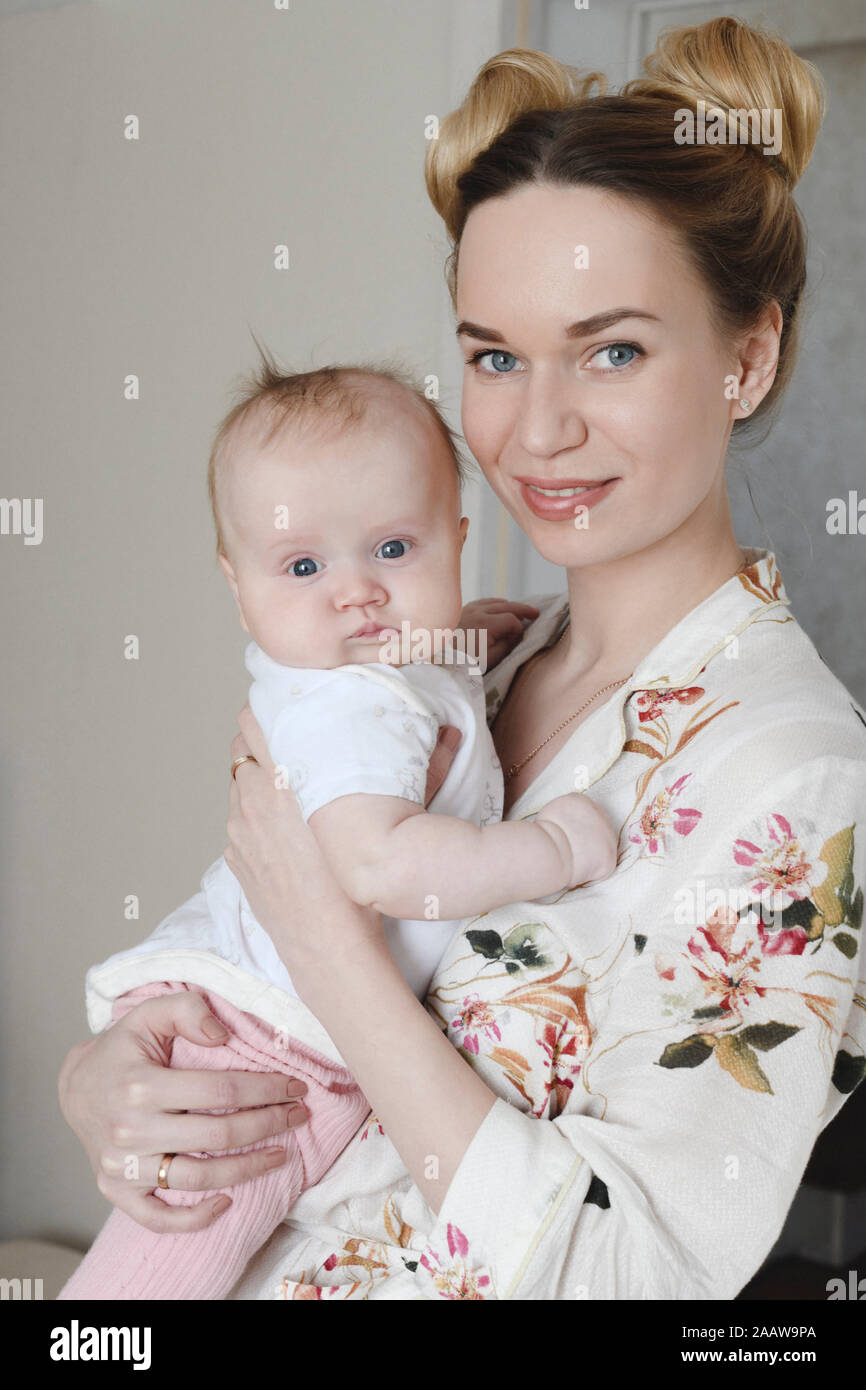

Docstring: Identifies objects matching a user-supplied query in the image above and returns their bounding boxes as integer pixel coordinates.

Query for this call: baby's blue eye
[376,539,412,559]
[288,557,321,577]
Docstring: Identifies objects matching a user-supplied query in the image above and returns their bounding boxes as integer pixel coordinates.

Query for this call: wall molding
[627,0,866,76]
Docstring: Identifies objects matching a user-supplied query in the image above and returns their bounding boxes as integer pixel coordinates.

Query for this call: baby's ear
[217,553,249,633]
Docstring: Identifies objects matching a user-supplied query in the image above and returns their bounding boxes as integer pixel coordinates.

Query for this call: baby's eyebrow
[263,520,425,551]
[370,518,426,533]
[264,532,303,551]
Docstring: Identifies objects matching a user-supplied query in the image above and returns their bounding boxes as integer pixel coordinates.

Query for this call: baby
[60,357,616,1301]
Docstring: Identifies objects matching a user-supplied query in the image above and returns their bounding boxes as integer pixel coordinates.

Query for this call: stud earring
[739,399,751,412]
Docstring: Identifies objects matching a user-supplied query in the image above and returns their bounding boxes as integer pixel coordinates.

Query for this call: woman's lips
[516,476,619,521]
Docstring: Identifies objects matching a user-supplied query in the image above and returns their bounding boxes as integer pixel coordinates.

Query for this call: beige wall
[0,0,504,1246]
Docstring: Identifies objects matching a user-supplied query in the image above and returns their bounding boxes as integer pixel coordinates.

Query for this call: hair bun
[425,49,604,240]
[629,16,825,187]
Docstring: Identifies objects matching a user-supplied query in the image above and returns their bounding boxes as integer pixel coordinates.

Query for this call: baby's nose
[335,570,388,607]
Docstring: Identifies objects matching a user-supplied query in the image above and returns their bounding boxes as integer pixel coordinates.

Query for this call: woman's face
[456,183,740,570]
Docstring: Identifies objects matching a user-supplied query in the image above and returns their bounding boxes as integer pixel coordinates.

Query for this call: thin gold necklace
[502,625,631,785]
[501,551,751,785]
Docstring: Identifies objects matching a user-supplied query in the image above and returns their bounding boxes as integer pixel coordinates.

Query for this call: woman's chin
[518,526,615,570]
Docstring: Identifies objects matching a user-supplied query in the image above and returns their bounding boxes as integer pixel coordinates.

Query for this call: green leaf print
[738,1022,801,1051]
[502,923,548,970]
[659,1022,801,1092]
[583,1176,610,1209]
[465,923,549,973]
[832,1050,866,1094]
[658,1034,715,1069]
[830,932,859,959]
[714,1033,772,1093]
[465,929,505,960]
[812,825,855,928]
[779,898,822,933]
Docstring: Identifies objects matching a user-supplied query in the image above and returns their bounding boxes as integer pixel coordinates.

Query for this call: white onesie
[85,642,504,1064]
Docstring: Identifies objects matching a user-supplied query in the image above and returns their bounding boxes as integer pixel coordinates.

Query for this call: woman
[59,17,865,1299]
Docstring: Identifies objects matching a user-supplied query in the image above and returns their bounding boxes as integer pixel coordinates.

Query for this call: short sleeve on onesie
[246,651,442,825]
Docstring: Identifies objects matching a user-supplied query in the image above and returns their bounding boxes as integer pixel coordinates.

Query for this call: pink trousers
[58,981,370,1300]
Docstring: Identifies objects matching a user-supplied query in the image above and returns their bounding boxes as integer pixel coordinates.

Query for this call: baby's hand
[535,793,618,887]
[458,597,540,671]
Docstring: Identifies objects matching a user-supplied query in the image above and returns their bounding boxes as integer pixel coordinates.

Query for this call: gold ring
[157,1154,176,1190]
[231,755,258,780]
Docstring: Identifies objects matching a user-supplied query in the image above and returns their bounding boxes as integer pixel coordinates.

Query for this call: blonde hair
[207,339,471,557]
[425,16,825,426]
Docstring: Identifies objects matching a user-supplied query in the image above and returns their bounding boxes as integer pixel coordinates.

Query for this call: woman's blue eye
[593,342,642,369]
[288,557,321,577]
[469,349,519,374]
[376,538,412,560]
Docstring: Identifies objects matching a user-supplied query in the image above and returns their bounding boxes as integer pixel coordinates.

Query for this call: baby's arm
[308,792,617,919]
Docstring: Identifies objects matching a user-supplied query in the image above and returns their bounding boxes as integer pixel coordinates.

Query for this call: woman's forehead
[455,186,695,327]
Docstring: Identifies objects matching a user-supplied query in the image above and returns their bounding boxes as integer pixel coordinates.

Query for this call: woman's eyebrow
[456,308,661,343]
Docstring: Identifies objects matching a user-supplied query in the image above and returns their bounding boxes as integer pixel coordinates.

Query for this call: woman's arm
[292,921,498,1216]
[227,707,498,1214]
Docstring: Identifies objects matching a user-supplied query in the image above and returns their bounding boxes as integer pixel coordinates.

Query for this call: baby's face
[218,400,469,669]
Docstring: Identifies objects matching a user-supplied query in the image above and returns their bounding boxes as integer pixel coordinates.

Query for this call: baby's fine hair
[207,338,471,556]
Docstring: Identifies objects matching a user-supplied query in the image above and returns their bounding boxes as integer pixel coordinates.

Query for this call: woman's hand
[58,991,308,1232]
[458,596,540,670]
[224,707,461,984]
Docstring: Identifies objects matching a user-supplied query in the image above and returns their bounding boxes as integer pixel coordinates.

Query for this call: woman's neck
[555,520,746,686]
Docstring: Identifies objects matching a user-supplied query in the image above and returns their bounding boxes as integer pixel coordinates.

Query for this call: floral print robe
[229,548,866,1300]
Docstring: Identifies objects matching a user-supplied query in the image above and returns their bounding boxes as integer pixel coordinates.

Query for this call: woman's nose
[516,369,588,459]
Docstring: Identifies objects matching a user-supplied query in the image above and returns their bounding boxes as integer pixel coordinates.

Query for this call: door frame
[627,0,866,76]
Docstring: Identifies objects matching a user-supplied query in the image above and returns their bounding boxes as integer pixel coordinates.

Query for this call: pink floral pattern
[627,772,702,856]
[733,812,827,909]
[450,993,502,1054]
[419,1224,493,1300]
[633,685,705,723]
[537,1017,583,1115]
[653,812,860,1092]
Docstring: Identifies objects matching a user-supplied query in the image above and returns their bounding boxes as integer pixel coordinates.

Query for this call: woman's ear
[730,301,783,420]
[218,553,250,633]
[458,515,470,548]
